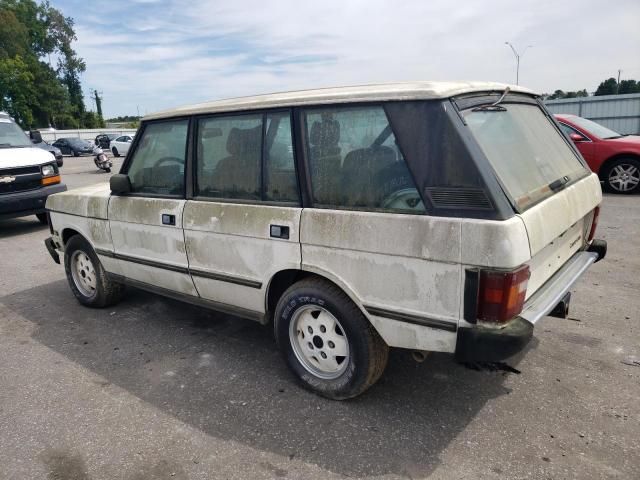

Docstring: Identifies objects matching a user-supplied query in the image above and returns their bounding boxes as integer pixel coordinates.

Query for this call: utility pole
[505,42,533,85]
[92,89,103,119]
[617,69,622,94]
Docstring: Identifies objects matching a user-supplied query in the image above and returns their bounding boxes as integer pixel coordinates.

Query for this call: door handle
[270,224,290,239]
[162,214,176,226]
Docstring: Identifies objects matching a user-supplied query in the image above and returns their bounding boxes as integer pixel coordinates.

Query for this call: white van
[0,112,67,223]
[44,82,606,399]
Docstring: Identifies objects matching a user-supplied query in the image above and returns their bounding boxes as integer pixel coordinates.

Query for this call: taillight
[587,205,600,242]
[477,265,530,324]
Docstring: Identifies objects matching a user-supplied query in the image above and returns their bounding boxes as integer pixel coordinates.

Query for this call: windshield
[0,117,31,148]
[464,103,588,211]
[566,116,622,139]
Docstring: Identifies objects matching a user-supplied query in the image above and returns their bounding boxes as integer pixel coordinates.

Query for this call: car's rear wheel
[112,147,120,157]
[35,213,48,224]
[64,235,124,307]
[73,150,80,157]
[602,157,640,194]
[274,277,388,400]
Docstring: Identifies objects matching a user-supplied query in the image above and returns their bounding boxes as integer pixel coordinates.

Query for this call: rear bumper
[0,183,67,220]
[456,241,607,362]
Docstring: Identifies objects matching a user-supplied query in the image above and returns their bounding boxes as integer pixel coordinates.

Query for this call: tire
[274,278,389,400]
[601,157,640,194]
[73,150,80,157]
[64,235,124,308]
[112,147,120,157]
[35,213,48,224]
[105,167,111,173]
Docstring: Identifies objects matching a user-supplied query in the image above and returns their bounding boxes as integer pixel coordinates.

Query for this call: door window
[264,112,298,202]
[303,105,424,213]
[126,120,188,196]
[195,112,300,203]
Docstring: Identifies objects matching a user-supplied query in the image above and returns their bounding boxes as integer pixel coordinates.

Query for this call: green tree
[618,80,639,94]
[0,0,92,128]
[595,78,618,96]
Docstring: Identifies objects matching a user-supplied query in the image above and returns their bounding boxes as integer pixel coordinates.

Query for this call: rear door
[108,118,197,296]
[183,110,302,318]
[463,102,600,298]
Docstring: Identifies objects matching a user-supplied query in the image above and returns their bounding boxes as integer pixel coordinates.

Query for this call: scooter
[93,148,113,173]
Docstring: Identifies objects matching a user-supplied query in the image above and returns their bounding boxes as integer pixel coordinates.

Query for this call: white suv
[44,82,606,399]
[0,112,66,223]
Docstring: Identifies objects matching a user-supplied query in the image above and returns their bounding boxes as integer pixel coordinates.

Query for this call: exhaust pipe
[411,350,429,363]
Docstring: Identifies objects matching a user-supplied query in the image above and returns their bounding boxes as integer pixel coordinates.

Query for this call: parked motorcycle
[94,149,113,173]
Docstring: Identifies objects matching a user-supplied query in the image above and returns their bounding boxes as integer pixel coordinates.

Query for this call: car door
[559,122,595,165]
[108,118,198,296]
[121,136,132,155]
[53,139,69,155]
[183,111,302,318]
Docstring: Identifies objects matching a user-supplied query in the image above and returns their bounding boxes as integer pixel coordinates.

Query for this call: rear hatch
[462,96,601,298]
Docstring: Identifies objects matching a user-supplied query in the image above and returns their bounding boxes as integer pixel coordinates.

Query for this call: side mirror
[569,133,585,142]
[30,130,43,143]
[110,174,131,194]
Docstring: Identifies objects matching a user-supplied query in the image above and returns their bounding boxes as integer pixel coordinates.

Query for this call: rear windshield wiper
[472,86,511,112]
[549,175,570,191]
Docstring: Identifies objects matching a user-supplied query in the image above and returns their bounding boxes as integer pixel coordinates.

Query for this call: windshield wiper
[472,86,511,112]
[549,175,570,192]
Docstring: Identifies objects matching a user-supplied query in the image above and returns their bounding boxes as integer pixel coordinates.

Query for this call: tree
[595,78,618,96]
[619,80,640,94]
[0,0,93,129]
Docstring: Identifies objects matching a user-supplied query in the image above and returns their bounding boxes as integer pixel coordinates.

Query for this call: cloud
[59,0,640,117]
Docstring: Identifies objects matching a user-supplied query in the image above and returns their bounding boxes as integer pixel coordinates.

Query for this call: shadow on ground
[2,280,528,478]
[0,217,47,239]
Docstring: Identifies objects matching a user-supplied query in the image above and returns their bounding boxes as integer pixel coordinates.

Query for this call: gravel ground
[0,158,638,479]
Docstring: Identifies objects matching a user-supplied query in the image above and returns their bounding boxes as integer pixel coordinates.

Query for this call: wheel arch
[597,153,640,180]
[265,267,368,322]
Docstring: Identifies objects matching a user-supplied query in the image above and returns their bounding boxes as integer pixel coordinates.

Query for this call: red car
[554,114,640,194]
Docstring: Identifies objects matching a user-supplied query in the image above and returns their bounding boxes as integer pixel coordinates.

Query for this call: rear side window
[195,112,299,203]
[303,105,424,213]
[126,120,188,196]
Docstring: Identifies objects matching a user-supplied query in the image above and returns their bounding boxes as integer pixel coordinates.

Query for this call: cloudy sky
[54,0,640,118]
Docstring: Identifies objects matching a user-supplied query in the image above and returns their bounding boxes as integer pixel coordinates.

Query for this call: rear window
[464,103,588,211]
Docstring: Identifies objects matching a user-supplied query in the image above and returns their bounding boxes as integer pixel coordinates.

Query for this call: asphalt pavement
[0,156,638,479]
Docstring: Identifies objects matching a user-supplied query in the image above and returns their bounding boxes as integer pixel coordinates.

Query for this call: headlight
[41,164,56,177]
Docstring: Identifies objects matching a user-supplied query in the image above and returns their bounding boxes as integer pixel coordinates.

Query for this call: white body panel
[108,196,197,296]
[183,201,302,314]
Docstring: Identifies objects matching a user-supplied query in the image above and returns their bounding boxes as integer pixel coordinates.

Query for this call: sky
[53,0,640,119]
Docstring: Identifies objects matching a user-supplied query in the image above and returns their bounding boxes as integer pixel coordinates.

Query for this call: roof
[144,81,537,121]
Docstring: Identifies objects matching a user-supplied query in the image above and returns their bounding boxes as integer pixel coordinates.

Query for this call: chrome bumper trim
[520,251,598,325]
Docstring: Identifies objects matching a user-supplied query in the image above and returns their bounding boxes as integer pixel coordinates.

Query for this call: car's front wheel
[35,213,48,224]
[274,278,388,400]
[73,150,80,157]
[602,157,640,194]
[64,235,124,307]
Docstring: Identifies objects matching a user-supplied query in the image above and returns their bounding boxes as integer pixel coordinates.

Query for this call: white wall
[38,128,137,143]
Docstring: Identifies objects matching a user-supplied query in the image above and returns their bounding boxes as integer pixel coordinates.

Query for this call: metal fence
[38,128,137,143]
[545,93,640,135]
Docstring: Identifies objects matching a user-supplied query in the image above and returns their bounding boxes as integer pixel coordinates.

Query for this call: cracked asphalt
[0,156,638,479]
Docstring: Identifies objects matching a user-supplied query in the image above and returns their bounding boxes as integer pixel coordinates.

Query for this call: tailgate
[519,173,602,299]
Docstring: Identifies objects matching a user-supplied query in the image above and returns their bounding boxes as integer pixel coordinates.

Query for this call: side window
[559,122,587,140]
[264,112,298,202]
[196,111,300,203]
[115,136,125,142]
[303,105,425,213]
[126,120,188,196]
[196,114,262,200]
